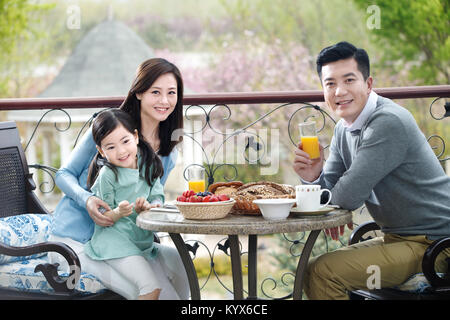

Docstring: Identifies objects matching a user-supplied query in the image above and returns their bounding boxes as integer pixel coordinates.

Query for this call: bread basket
[175,199,236,220]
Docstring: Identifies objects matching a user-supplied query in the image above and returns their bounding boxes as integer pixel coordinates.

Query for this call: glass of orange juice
[298,121,320,159]
[187,167,206,193]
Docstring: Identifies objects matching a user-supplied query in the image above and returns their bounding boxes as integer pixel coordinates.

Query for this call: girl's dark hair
[316,41,370,80]
[119,58,184,157]
[87,108,163,189]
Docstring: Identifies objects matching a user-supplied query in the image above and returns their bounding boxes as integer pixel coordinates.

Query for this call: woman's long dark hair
[87,109,163,189]
[119,58,184,157]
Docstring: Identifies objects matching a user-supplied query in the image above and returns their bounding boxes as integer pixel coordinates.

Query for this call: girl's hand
[149,203,161,209]
[116,200,134,217]
[135,197,152,213]
[86,196,114,227]
[102,200,133,223]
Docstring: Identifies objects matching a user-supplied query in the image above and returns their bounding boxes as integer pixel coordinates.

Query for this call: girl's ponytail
[87,153,102,190]
[87,152,120,190]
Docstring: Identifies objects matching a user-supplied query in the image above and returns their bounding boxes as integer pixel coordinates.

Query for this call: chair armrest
[348,221,381,245]
[422,237,450,291]
[0,241,81,293]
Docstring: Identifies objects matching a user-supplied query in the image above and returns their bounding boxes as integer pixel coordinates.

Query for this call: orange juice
[301,136,320,159]
[188,180,206,193]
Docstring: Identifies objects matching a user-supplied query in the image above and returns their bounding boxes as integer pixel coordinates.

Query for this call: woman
[49,58,188,300]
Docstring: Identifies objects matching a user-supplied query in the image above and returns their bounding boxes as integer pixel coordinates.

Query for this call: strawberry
[210,195,219,202]
[182,191,189,198]
[218,194,230,201]
[189,195,203,202]
[177,196,187,202]
[188,190,196,197]
[202,196,211,202]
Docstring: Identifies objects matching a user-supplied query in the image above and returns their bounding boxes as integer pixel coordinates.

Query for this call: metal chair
[0,121,124,299]
[348,221,450,300]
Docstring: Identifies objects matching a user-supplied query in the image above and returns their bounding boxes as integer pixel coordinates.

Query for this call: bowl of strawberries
[175,190,235,220]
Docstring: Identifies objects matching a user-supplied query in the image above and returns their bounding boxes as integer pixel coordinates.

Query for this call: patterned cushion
[0,257,107,294]
[0,213,107,295]
[0,214,52,264]
[394,272,444,293]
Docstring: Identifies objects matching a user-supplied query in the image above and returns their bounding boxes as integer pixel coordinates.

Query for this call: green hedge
[194,254,249,278]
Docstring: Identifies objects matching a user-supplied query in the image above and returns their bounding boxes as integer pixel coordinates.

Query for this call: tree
[353,0,449,85]
[0,0,53,97]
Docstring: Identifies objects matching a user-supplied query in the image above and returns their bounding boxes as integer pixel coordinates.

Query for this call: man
[293,41,450,300]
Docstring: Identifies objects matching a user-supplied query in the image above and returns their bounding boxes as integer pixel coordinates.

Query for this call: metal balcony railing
[0,85,449,109]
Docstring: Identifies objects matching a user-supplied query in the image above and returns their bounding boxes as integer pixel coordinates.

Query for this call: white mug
[295,185,332,211]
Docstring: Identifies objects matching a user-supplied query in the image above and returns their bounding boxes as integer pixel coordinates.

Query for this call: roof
[39,19,153,98]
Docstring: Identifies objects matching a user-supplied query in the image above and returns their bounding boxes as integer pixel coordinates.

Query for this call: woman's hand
[135,197,152,213]
[86,196,114,227]
[293,142,324,182]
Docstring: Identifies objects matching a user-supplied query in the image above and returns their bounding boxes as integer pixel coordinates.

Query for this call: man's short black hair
[316,41,370,80]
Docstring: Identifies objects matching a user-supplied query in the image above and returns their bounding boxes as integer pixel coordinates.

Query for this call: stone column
[59,127,72,167]
[25,123,40,197]
[41,128,51,196]
[182,119,194,191]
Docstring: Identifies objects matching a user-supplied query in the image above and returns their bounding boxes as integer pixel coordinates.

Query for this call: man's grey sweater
[320,95,450,239]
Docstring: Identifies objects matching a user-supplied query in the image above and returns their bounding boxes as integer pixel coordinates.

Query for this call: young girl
[84,108,172,300]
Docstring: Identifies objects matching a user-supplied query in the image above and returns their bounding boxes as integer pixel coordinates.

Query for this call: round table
[137,209,352,300]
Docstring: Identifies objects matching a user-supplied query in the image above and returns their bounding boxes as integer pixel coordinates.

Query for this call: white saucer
[290,206,334,216]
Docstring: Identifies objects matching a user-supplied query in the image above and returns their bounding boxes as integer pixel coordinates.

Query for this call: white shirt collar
[343,90,378,132]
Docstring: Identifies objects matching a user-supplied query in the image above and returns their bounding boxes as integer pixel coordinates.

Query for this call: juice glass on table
[298,121,320,159]
[188,180,206,193]
[187,167,206,193]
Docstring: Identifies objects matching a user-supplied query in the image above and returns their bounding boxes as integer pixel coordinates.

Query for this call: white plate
[290,206,335,216]
[150,207,180,213]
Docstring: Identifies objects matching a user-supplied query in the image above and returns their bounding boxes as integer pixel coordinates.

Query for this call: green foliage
[193,254,248,278]
[352,0,449,84]
[270,230,353,275]
[0,0,54,97]
[0,0,36,54]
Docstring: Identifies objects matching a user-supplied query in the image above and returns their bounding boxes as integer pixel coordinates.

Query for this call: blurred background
[0,0,448,299]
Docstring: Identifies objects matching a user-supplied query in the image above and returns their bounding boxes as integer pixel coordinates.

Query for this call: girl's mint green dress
[84,156,164,261]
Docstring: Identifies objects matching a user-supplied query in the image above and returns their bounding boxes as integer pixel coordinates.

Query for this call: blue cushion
[0,213,108,295]
[0,214,52,264]
[0,257,107,295]
[394,272,444,293]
